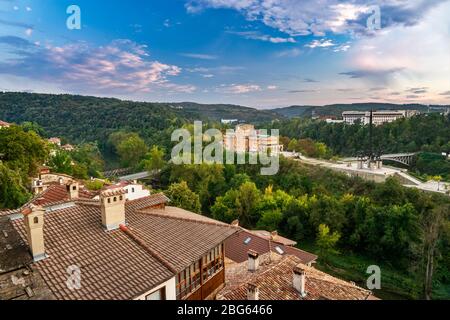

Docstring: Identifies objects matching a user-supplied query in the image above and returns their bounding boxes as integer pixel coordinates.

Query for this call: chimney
[100,188,126,231]
[231,219,239,227]
[293,265,307,297]
[247,283,259,300]
[270,230,278,241]
[66,181,79,200]
[248,249,259,272]
[58,177,63,185]
[23,205,46,262]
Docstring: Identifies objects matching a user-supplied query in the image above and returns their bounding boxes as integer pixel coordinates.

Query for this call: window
[119,196,123,201]
[132,187,135,193]
[72,186,77,191]
[275,246,284,255]
[107,198,111,204]
[113,197,117,202]
[244,237,252,245]
[33,217,39,224]
[146,287,166,300]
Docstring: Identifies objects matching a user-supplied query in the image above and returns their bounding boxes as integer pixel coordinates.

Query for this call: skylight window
[275,246,284,255]
[244,237,252,245]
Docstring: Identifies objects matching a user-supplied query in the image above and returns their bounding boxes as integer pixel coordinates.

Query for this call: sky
[0,0,449,109]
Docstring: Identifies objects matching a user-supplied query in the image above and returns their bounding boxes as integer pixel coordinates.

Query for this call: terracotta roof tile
[225,229,317,265]
[218,254,374,300]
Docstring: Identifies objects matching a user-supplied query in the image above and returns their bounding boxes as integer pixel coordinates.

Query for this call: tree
[316,224,341,262]
[236,182,261,227]
[0,125,48,178]
[116,134,148,168]
[422,204,449,300]
[257,210,283,231]
[0,162,30,209]
[166,181,201,213]
[141,146,166,172]
[48,151,73,175]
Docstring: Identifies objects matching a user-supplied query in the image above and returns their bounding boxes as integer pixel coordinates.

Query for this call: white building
[96,181,151,201]
[342,110,419,126]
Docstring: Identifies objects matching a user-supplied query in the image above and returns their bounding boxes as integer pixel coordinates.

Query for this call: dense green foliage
[165,181,201,213]
[0,93,280,152]
[159,156,450,299]
[271,113,450,156]
[0,125,49,208]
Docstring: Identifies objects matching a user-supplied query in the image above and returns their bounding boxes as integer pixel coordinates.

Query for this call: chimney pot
[247,283,259,300]
[23,205,46,262]
[100,188,126,231]
[270,230,278,241]
[248,249,260,272]
[293,265,307,297]
[66,181,79,200]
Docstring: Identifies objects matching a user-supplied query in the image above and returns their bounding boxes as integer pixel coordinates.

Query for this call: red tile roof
[225,229,317,265]
[218,254,375,300]
[9,194,238,300]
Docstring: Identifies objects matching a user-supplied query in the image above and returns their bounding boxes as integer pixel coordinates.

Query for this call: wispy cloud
[227,31,296,43]
[181,53,218,60]
[305,39,335,48]
[218,84,262,94]
[275,48,301,58]
[0,38,190,94]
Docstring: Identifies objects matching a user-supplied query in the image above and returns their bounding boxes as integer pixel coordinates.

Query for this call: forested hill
[0,92,281,146]
[271,103,448,118]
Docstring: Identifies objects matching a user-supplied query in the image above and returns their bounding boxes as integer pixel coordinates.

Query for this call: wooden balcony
[185,268,225,300]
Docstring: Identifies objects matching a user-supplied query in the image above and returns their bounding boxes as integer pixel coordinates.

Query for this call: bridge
[342,153,418,167]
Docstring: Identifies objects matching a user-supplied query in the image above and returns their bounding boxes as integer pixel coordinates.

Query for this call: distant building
[61,144,75,152]
[221,119,239,125]
[0,120,11,128]
[48,137,61,147]
[224,124,283,154]
[98,180,151,201]
[342,110,419,125]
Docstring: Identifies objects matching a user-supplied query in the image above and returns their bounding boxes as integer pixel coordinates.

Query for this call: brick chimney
[248,249,259,272]
[100,188,126,231]
[231,219,239,227]
[293,265,307,297]
[247,283,259,300]
[23,205,46,262]
[66,181,79,200]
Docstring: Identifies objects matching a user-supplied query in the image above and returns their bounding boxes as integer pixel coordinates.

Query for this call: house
[0,216,54,300]
[0,120,11,128]
[61,144,75,152]
[98,181,151,201]
[1,189,238,300]
[48,137,61,147]
[225,226,317,266]
[217,252,377,300]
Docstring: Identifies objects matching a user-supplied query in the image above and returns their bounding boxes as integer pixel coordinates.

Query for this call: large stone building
[223,124,283,154]
[342,110,419,126]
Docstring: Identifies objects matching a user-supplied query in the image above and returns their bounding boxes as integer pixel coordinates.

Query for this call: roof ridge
[126,192,169,204]
[136,208,236,229]
[119,225,178,274]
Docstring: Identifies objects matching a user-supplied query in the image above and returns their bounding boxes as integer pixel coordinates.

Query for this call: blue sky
[0,0,449,108]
